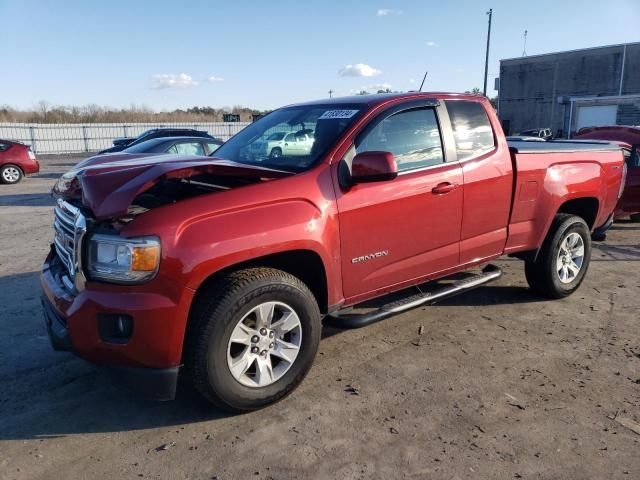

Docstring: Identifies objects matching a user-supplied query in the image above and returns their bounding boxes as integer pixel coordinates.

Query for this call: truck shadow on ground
[1,371,235,441]
[0,193,54,207]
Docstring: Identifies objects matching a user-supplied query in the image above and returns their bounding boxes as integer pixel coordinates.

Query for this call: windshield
[211,104,363,172]
[267,132,286,140]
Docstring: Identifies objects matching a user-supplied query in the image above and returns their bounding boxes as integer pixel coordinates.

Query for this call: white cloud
[339,63,382,77]
[377,8,402,16]
[207,75,224,83]
[151,73,198,89]
[426,41,437,47]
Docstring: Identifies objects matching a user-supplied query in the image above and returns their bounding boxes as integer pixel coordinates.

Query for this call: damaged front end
[49,155,292,293]
[53,155,292,221]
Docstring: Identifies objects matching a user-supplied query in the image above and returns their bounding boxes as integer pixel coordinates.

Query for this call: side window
[445,100,495,161]
[174,142,205,155]
[284,133,296,143]
[356,108,444,172]
[207,142,220,154]
[0,143,10,152]
[166,145,178,154]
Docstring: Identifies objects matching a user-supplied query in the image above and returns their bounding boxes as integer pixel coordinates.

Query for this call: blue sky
[1,0,638,111]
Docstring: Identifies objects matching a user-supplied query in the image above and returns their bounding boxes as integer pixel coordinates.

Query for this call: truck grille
[53,199,87,291]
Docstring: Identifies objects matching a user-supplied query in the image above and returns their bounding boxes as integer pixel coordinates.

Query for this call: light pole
[483,8,493,96]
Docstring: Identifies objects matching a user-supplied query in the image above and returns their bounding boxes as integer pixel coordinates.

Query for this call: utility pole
[483,8,493,96]
[328,89,334,98]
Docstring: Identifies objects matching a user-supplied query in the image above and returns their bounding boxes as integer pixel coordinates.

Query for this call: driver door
[335,104,463,302]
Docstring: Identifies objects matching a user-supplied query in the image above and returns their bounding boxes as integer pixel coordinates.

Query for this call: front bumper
[40,247,195,400]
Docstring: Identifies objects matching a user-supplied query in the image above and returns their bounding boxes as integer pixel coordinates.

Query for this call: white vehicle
[252,131,315,159]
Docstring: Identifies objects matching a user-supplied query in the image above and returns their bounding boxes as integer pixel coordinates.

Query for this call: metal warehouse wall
[498,43,640,136]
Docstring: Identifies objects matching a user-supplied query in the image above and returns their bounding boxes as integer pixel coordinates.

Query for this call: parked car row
[0,128,223,184]
[98,128,217,154]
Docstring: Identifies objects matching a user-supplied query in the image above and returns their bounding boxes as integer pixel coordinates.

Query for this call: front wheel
[184,268,321,412]
[269,147,282,159]
[525,214,592,298]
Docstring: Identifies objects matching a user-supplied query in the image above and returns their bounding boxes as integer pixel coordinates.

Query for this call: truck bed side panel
[505,150,623,253]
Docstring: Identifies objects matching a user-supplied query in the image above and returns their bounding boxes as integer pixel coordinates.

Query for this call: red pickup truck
[42,93,625,411]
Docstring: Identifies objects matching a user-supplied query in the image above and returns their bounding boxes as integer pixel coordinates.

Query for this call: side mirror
[351,151,398,183]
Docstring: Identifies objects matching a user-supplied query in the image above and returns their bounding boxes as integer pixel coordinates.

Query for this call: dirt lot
[1,154,639,480]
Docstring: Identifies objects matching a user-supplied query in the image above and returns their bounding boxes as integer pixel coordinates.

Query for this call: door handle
[431,182,459,194]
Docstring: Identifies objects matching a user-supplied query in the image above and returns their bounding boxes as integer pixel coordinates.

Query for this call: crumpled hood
[53,154,291,220]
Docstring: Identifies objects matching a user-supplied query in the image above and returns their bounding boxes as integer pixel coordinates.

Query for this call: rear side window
[174,142,205,155]
[356,108,444,172]
[445,100,495,161]
[0,143,11,152]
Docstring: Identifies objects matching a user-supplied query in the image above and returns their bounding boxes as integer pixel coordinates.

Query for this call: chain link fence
[0,122,251,154]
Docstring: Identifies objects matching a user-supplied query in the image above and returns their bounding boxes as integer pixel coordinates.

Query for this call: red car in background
[574,126,640,221]
[0,140,40,184]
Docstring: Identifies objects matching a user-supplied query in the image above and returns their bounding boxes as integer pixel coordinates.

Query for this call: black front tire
[525,214,592,299]
[184,268,321,412]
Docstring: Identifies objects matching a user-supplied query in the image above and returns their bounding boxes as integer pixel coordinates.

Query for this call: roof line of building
[501,41,640,63]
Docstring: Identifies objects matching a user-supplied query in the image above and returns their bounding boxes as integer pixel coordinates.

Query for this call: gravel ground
[1,154,639,480]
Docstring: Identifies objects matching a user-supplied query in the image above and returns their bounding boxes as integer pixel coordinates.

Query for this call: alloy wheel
[226,301,302,388]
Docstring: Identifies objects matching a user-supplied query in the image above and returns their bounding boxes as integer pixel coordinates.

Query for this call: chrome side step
[325,264,502,329]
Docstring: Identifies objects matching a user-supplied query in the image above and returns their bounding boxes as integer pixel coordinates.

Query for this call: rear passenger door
[336,101,464,301]
[444,100,513,264]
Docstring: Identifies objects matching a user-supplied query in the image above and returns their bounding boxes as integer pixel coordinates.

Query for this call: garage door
[576,105,618,130]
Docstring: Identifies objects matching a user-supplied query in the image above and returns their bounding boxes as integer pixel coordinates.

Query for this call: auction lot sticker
[318,109,359,120]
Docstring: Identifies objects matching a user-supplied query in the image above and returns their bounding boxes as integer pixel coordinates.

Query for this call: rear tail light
[28,149,36,160]
[618,161,627,200]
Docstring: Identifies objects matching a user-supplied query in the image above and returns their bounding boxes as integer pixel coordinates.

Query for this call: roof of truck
[287,92,485,108]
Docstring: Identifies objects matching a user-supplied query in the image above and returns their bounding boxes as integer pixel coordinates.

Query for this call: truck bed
[508,140,622,154]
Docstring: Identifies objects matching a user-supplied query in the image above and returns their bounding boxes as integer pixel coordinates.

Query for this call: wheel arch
[1,163,24,173]
[556,197,599,229]
[190,249,329,316]
[512,196,600,262]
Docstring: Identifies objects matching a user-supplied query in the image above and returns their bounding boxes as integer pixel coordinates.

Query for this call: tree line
[0,101,266,124]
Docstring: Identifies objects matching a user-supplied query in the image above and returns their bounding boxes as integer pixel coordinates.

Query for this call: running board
[325,264,502,329]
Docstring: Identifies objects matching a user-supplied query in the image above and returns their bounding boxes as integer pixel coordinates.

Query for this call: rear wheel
[0,164,23,184]
[525,214,591,298]
[184,268,321,412]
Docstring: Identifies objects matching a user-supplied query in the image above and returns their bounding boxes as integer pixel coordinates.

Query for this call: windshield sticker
[318,109,359,120]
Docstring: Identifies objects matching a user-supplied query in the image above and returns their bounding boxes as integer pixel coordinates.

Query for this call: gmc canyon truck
[42,93,625,412]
